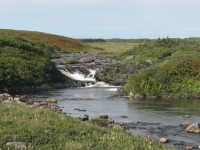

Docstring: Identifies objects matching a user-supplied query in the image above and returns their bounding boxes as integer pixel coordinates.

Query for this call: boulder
[120,115,128,118]
[98,115,109,119]
[19,95,26,102]
[108,123,128,130]
[76,114,89,121]
[76,67,90,75]
[33,102,40,107]
[107,119,114,124]
[112,87,127,97]
[26,100,34,105]
[186,122,200,133]
[159,138,168,143]
[40,102,48,106]
[182,122,191,127]
[7,97,13,101]
[184,115,191,118]
[14,97,20,102]
[0,93,11,100]
[79,57,94,63]
[86,62,96,68]
[65,64,74,73]
[186,146,193,150]
[2,100,12,103]
[46,98,57,103]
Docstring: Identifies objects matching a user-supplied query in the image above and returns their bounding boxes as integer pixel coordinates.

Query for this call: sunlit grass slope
[0,29,97,52]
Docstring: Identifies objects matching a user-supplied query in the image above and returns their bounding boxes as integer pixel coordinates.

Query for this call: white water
[59,68,118,88]
[59,69,96,82]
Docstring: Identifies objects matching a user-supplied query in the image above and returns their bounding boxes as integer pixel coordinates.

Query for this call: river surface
[28,86,200,149]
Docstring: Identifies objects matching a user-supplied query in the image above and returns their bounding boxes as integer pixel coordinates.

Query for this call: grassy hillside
[0,102,172,150]
[123,38,200,98]
[0,29,97,52]
[0,33,66,93]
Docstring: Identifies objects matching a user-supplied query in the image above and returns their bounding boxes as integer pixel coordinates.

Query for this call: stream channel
[28,54,200,149]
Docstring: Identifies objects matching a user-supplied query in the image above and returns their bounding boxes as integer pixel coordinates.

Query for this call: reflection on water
[28,87,200,148]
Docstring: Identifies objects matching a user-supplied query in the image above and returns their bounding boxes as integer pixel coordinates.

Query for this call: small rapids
[59,69,96,82]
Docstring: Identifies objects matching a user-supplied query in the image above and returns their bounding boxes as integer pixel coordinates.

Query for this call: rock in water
[185,122,200,133]
[159,138,168,143]
[98,115,109,119]
[46,98,57,103]
[76,114,89,121]
[182,122,191,127]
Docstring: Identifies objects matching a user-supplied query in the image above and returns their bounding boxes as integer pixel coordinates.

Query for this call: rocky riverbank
[1,92,200,150]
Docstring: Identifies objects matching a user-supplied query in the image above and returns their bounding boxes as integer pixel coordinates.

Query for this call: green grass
[85,42,141,54]
[0,102,173,150]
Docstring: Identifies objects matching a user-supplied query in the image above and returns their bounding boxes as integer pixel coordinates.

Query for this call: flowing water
[28,59,200,149]
[28,87,200,149]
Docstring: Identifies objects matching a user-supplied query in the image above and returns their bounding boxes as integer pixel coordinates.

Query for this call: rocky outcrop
[94,61,153,86]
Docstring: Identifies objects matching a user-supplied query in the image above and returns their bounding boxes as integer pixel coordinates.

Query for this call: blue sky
[0,0,199,39]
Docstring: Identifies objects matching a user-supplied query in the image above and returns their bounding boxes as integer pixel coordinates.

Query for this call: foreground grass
[0,102,172,150]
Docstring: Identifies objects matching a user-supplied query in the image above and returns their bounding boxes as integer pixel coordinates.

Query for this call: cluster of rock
[94,61,153,86]
[97,115,129,130]
[158,121,200,150]
[0,93,67,115]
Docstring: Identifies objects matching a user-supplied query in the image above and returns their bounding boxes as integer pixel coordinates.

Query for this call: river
[28,53,200,149]
[28,86,200,149]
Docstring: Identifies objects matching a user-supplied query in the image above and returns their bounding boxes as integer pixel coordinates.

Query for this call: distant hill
[0,29,97,52]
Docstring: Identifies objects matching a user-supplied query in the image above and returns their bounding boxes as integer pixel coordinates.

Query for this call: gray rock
[98,115,109,119]
[79,57,95,63]
[112,87,127,97]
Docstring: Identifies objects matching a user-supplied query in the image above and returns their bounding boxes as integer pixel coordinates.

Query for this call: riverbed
[28,86,200,149]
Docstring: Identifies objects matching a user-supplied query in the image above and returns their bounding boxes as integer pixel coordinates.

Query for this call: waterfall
[59,69,96,82]
[59,67,117,88]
